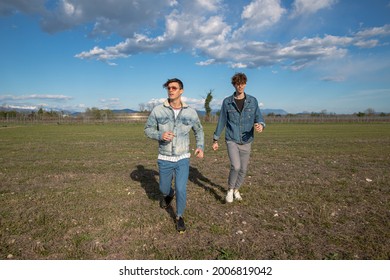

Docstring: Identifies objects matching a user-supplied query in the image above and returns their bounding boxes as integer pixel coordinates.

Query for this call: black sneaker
[160,191,175,209]
[176,216,186,233]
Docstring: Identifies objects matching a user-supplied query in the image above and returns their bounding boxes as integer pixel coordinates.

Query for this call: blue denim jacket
[213,93,265,144]
[145,99,204,156]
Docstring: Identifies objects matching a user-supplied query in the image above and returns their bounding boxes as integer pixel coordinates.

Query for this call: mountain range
[0,106,288,116]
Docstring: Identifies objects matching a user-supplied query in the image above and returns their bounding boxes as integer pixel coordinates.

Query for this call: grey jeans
[226,141,252,190]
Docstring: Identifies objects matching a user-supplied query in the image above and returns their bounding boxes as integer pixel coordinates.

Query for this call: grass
[0,122,389,259]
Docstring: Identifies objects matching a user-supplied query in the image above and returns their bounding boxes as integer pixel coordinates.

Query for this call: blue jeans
[226,141,252,190]
[158,158,190,217]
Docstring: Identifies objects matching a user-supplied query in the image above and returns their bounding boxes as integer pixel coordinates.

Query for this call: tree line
[1,96,389,123]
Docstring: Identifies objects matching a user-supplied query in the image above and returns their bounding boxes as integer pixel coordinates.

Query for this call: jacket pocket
[158,117,171,131]
[227,109,239,124]
[178,118,193,135]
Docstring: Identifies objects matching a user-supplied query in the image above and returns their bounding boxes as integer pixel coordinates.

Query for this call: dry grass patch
[1,123,389,259]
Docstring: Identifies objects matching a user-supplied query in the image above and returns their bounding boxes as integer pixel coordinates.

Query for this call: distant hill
[69,108,138,117]
[261,109,288,115]
[111,109,138,114]
[0,106,34,113]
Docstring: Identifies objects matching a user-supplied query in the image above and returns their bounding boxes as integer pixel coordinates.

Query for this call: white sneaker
[226,189,234,203]
[234,190,242,201]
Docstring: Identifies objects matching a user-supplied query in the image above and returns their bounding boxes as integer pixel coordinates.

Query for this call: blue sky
[1,0,390,114]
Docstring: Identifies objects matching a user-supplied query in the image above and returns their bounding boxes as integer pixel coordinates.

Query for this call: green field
[0,123,389,259]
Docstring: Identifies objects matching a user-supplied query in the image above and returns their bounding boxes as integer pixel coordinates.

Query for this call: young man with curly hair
[212,73,265,203]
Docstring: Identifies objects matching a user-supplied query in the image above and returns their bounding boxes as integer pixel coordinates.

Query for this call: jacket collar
[163,99,189,108]
[228,93,248,103]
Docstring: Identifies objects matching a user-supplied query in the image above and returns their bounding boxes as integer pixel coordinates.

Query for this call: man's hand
[212,142,219,151]
[254,123,263,133]
[194,148,204,158]
[162,131,175,141]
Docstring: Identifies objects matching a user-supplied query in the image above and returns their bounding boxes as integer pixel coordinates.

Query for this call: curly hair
[231,72,247,85]
[163,78,184,89]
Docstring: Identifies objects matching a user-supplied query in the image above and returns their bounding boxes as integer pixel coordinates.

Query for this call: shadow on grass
[130,165,176,220]
[189,166,225,203]
[130,164,225,223]
[130,165,160,201]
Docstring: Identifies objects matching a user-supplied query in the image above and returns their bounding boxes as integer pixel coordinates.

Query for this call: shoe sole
[176,218,186,233]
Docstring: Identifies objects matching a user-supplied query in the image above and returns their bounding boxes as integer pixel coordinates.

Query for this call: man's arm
[213,101,227,142]
[144,110,162,141]
[192,117,204,152]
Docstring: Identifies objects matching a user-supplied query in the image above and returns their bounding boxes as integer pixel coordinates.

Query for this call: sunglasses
[167,86,179,91]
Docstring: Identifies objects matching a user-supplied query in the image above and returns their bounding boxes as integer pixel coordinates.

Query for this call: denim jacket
[145,99,204,156]
[213,93,265,144]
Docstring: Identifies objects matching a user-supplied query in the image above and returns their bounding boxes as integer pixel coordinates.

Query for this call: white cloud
[75,45,130,61]
[0,94,76,112]
[233,0,286,37]
[231,62,248,69]
[290,0,338,18]
[0,94,72,101]
[71,1,389,70]
[76,2,231,63]
[100,98,119,103]
[354,39,379,48]
[276,35,353,70]
[196,59,216,66]
[195,0,222,12]
[320,76,345,82]
[3,0,390,75]
[242,0,285,26]
[40,0,173,36]
[1,104,38,111]
[75,23,390,70]
[355,24,390,38]
[99,98,123,109]
[311,49,390,84]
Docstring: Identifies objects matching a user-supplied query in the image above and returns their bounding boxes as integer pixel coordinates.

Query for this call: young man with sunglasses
[212,73,265,203]
[145,78,204,233]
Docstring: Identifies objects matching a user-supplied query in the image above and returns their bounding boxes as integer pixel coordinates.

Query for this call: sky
[0,0,390,114]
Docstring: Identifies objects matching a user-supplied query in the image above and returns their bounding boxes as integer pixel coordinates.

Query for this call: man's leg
[226,141,241,189]
[174,158,190,218]
[158,159,175,208]
[235,142,252,189]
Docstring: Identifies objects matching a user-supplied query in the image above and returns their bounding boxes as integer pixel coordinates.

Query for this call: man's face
[234,83,246,95]
[166,82,183,100]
